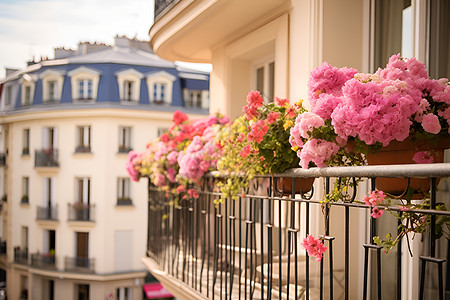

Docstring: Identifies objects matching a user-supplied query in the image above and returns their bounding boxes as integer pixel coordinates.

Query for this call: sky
[0,0,211,78]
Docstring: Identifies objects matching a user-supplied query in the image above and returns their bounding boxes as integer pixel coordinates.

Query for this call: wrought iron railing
[35,149,59,167]
[68,204,95,222]
[36,206,58,220]
[14,248,28,265]
[146,163,450,300]
[30,253,56,269]
[154,0,179,20]
[64,257,95,273]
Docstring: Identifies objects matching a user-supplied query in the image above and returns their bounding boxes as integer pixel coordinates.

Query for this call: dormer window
[20,74,37,107]
[40,69,65,103]
[146,71,176,105]
[4,86,12,106]
[115,68,143,103]
[68,67,101,102]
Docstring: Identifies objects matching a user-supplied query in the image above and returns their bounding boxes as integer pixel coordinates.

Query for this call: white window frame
[118,126,132,153]
[117,177,131,204]
[116,287,132,300]
[115,68,143,103]
[76,126,91,152]
[76,177,90,204]
[39,69,65,103]
[68,66,101,102]
[22,177,29,203]
[146,71,176,104]
[251,57,275,103]
[20,74,37,106]
[23,128,30,155]
[42,177,55,207]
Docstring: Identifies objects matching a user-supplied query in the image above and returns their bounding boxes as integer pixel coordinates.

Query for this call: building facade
[0,36,210,300]
[147,0,450,299]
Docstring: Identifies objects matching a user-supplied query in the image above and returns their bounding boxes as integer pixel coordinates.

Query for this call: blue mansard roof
[0,38,210,115]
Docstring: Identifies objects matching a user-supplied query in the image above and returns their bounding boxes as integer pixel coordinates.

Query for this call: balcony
[68,203,95,222]
[36,206,58,221]
[64,257,95,273]
[30,253,56,269]
[149,0,290,62]
[14,247,28,265]
[35,149,59,167]
[144,164,450,299]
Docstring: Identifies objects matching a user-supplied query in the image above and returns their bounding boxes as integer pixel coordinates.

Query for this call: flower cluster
[301,235,327,262]
[126,110,229,197]
[363,190,386,218]
[290,54,450,169]
[216,91,306,200]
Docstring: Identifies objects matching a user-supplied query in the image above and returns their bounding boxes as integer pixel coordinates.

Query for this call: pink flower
[126,150,141,182]
[274,97,289,107]
[243,91,263,120]
[301,235,327,262]
[267,111,281,125]
[247,120,269,144]
[363,190,386,207]
[173,110,189,125]
[154,173,166,187]
[239,144,252,158]
[167,168,176,183]
[292,112,325,139]
[167,151,179,165]
[371,207,384,219]
[160,133,170,143]
[412,151,434,164]
[421,113,441,134]
[187,188,199,199]
[176,185,186,193]
[298,139,340,169]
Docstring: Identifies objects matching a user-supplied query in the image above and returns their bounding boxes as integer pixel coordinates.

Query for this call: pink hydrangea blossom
[247,120,269,144]
[292,112,325,139]
[298,139,340,168]
[267,111,281,125]
[412,151,434,164]
[167,168,176,183]
[421,113,441,134]
[167,151,179,165]
[301,235,327,262]
[154,173,166,187]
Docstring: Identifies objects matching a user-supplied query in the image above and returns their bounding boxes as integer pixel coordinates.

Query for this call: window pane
[256,67,264,96]
[374,0,412,69]
[429,0,450,79]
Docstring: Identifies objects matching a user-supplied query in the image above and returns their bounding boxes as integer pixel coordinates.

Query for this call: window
[22,128,30,155]
[43,177,55,208]
[184,89,203,108]
[20,275,28,300]
[157,127,169,137]
[68,66,101,102]
[24,86,31,104]
[153,82,166,103]
[4,85,12,106]
[77,284,89,300]
[117,178,131,205]
[118,127,132,153]
[40,69,64,103]
[116,287,132,300]
[78,79,93,100]
[21,74,36,106]
[115,68,143,103]
[76,177,90,204]
[76,126,91,152]
[123,81,134,101]
[146,71,176,104]
[254,60,274,103]
[21,177,29,204]
[429,0,450,79]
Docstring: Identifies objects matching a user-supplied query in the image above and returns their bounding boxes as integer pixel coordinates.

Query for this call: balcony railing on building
[36,206,58,221]
[145,164,450,300]
[64,257,95,273]
[30,252,56,269]
[14,247,28,265]
[68,203,95,222]
[35,149,59,167]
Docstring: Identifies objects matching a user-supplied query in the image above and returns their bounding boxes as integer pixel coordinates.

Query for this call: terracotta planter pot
[365,137,449,195]
[276,177,315,195]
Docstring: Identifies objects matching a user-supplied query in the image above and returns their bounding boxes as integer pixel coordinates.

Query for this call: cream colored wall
[5,108,206,298]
